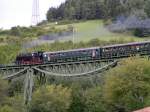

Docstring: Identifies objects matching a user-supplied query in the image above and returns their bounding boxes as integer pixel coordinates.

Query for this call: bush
[2,96,25,112]
[84,87,106,112]
[28,85,72,112]
[0,78,9,106]
[0,44,20,64]
[0,105,17,112]
[8,79,24,97]
[69,84,86,112]
[134,28,144,37]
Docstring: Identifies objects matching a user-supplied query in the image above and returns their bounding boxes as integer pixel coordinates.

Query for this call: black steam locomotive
[15,41,150,65]
[15,52,43,65]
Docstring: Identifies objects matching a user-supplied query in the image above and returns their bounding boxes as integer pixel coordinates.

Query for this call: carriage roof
[43,47,100,54]
[102,40,150,48]
[43,41,150,54]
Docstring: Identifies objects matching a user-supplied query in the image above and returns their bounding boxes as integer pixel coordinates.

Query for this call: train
[15,41,150,65]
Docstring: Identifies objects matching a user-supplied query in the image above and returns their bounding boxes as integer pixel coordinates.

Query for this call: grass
[53,20,149,42]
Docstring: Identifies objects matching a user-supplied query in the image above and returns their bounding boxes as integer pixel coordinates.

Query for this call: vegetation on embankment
[0,25,72,39]
[0,43,21,64]
[0,58,150,112]
[0,20,146,43]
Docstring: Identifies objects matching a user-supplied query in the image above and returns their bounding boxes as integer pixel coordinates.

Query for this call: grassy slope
[54,20,149,42]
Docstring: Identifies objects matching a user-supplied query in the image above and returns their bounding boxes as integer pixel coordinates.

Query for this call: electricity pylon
[31,0,40,25]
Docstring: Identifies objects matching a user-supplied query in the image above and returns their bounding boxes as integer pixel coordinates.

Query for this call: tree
[144,0,150,17]
[0,44,20,64]
[47,7,59,21]
[84,87,106,112]
[46,0,150,21]
[28,85,72,112]
[0,105,17,112]
[103,58,150,112]
[46,0,107,21]
[3,96,25,112]
[68,84,86,112]
[10,27,21,36]
[88,38,100,46]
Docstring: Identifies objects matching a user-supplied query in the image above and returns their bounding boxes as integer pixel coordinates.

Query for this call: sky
[0,0,66,29]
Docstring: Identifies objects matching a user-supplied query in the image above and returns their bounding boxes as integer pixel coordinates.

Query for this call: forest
[47,0,150,21]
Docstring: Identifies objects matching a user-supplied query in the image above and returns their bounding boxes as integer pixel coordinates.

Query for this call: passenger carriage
[43,47,101,63]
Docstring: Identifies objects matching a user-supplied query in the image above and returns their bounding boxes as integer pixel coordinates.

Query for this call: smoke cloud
[107,15,150,32]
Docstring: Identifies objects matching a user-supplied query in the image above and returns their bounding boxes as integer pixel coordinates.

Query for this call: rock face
[133,107,150,112]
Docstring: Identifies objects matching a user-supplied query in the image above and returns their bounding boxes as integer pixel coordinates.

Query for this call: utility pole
[73,26,75,45]
[31,0,40,26]
[72,25,76,47]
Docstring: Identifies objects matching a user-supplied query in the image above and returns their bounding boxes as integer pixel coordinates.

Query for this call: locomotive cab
[15,51,44,65]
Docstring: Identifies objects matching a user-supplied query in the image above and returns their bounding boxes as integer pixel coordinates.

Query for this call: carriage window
[144,43,150,47]
[136,46,140,50]
[44,54,47,57]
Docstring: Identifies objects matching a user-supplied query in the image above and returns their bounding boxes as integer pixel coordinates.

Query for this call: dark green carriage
[43,47,101,63]
[101,41,150,59]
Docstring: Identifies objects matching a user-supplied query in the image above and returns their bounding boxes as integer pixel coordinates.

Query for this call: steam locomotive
[15,41,150,65]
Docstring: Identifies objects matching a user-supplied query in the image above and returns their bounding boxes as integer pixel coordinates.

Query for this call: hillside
[1,20,149,46]
[47,20,145,42]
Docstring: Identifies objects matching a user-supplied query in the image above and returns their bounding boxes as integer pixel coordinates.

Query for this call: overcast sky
[0,0,66,29]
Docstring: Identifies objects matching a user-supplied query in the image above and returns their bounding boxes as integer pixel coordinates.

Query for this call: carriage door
[92,49,96,58]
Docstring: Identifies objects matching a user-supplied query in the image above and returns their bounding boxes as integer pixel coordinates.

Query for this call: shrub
[28,85,72,112]
[84,87,106,112]
[0,105,17,112]
[103,58,150,112]
[0,78,9,106]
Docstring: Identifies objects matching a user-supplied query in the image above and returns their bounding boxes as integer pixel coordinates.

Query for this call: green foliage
[103,58,150,112]
[144,0,150,17]
[0,44,21,64]
[47,0,107,21]
[0,19,142,43]
[8,79,24,97]
[2,96,25,112]
[84,87,106,112]
[10,27,21,37]
[133,28,150,37]
[69,84,86,112]
[0,78,9,106]
[47,0,149,21]
[87,38,100,46]
[0,105,17,112]
[105,0,147,18]
[0,25,69,39]
[0,78,24,112]
[1,56,150,112]
[28,85,72,112]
